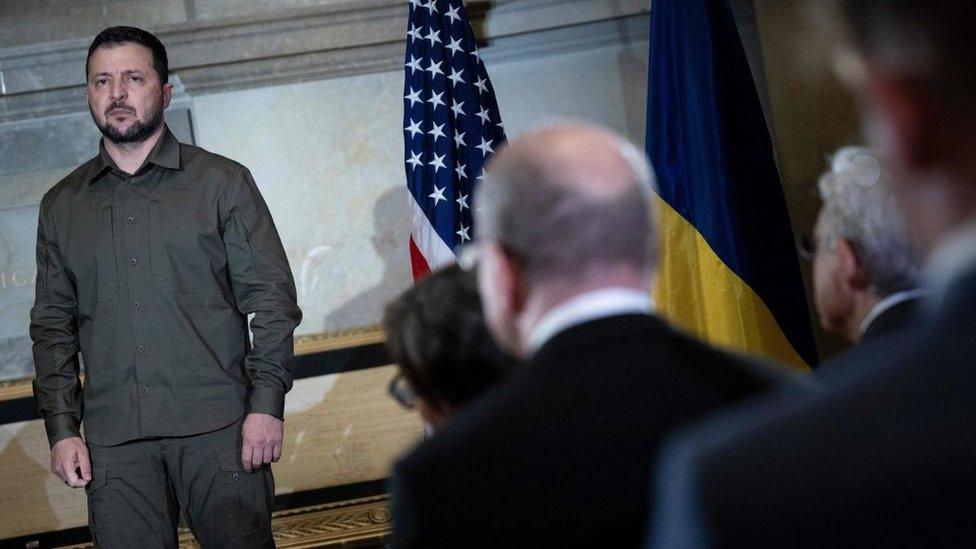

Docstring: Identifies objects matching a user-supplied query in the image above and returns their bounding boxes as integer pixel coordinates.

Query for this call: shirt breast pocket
[148,198,225,294]
[69,205,119,309]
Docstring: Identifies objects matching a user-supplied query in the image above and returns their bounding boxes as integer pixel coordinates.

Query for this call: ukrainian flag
[645,0,817,370]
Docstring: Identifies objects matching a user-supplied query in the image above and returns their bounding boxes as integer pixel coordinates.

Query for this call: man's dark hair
[86,26,169,83]
[383,265,514,410]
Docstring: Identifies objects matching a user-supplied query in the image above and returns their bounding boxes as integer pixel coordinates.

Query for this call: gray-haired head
[817,146,921,297]
[475,122,657,285]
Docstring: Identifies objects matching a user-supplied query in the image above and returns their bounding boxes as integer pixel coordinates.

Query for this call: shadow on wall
[323,186,414,332]
[277,367,423,494]
[0,433,60,539]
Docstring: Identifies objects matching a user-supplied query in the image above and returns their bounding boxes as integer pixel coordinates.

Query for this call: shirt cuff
[45,414,81,448]
[246,386,285,420]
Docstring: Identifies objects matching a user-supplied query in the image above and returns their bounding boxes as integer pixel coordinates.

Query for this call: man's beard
[91,98,165,145]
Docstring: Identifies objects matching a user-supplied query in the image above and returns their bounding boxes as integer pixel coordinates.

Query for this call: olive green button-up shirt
[30,127,302,447]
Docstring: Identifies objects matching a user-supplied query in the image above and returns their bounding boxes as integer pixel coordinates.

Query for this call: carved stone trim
[55,494,392,548]
[0,0,649,122]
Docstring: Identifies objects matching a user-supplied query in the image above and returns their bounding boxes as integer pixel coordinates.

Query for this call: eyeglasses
[796,231,836,261]
[388,373,419,410]
[796,232,817,261]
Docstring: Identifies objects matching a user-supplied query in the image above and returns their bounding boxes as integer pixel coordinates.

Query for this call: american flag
[402,0,506,279]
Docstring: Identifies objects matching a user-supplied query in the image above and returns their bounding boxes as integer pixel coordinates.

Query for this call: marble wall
[191,23,652,338]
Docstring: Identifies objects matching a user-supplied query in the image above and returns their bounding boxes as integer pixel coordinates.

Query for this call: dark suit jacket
[650,268,976,548]
[860,294,922,343]
[390,314,799,549]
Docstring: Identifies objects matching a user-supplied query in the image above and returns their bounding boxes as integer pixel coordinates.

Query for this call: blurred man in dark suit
[650,2,976,547]
[389,123,797,549]
[808,146,923,345]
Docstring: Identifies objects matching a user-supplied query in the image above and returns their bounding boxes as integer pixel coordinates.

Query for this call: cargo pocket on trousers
[85,464,112,546]
[213,448,274,546]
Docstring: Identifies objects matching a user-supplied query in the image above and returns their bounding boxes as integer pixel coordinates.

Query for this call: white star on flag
[455,162,468,180]
[424,28,442,46]
[457,193,470,211]
[456,224,471,242]
[476,137,494,157]
[448,68,465,87]
[428,122,446,143]
[446,37,464,56]
[425,60,444,78]
[429,184,447,204]
[445,5,462,25]
[427,90,446,110]
[405,118,423,138]
[406,151,423,170]
[451,100,466,118]
[424,0,439,15]
[407,24,422,42]
[454,130,467,148]
[476,106,491,125]
[429,152,447,173]
[405,55,422,74]
[473,76,488,94]
[404,87,422,107]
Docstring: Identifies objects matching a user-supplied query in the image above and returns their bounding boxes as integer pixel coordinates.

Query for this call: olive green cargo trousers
[85,418,275,548]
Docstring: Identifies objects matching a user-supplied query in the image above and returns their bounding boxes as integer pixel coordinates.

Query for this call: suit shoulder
[660,323,807,393]
[395,386,511,479]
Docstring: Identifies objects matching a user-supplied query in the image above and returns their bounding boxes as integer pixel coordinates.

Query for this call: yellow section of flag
[653,195,810,372]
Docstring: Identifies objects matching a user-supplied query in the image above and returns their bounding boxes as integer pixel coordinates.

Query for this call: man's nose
[109,81,127,101]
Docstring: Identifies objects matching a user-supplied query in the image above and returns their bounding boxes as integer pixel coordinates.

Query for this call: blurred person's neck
[846,291,881,343]
[516,265,650,358]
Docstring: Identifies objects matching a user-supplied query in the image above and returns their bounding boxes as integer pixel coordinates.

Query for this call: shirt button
[132,301,141,309]
[127,216,135,224]
[137,345,145,353]
[130,258,138,265]
[143,387,150,394]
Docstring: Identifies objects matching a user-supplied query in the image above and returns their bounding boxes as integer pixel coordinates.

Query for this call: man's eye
[130,76,142,82]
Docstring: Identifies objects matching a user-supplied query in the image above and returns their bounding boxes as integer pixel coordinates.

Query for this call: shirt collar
[526,288,654,356]
[84,125,181,184]
[858,289,927,337]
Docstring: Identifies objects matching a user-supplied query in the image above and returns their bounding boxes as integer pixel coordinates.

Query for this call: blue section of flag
[403,0,506,253]
[645,0,818,365]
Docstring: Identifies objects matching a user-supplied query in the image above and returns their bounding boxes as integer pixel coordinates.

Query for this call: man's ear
[487,242,528,315]
[863,65,935,169]
[162,82,174,109]
[837,237,871,291]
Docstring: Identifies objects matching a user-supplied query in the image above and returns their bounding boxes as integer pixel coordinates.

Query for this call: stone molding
[0,0,649,122]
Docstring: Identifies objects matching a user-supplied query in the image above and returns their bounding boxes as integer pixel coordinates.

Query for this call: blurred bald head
[476,122,657,285]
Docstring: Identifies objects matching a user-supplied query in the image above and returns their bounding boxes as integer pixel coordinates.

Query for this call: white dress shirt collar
[526,288,654,356]
[858,289,927,337]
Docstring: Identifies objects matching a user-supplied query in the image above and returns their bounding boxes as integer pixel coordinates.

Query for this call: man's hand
[51,436,91,488]
[241,413,283,473]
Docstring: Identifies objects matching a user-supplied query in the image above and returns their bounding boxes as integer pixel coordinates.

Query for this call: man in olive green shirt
[29,26,301,547]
